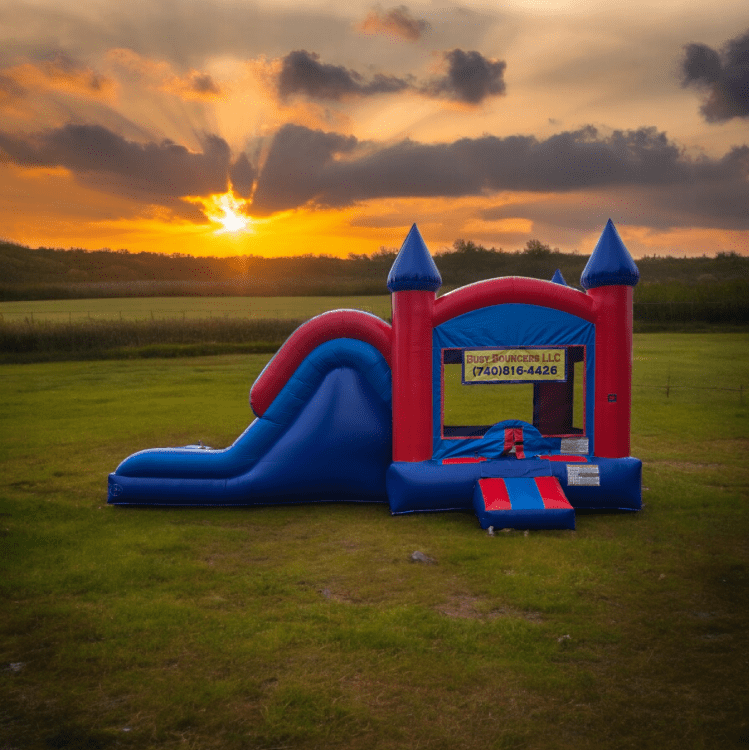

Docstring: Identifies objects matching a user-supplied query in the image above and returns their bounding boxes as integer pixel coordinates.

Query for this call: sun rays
[201,191,253,234]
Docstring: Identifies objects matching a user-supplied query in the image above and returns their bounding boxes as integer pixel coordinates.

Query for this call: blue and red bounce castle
[108,220,642,530]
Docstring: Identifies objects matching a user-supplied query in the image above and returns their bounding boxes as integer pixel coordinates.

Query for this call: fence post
[666,374,670,398]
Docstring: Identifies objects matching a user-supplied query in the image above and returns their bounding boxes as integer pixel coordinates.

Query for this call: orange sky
[0,1,747,258]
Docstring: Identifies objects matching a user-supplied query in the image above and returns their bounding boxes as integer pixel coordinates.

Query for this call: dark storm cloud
[278,50,411,100]
[277,48,507,104]
[251,124,357,213]
[425,49,507,104]
[0,123,235,198]
[229,152,256,198]
[478,153,749,235]
[251,124,749,230]
[681,29,749,122]
[358,6,431,41]
[253,124,681,212]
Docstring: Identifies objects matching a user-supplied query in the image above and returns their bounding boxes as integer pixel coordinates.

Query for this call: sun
[203,192,253,234]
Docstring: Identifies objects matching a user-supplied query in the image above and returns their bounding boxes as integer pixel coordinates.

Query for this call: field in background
[0,297,391,364]
[0,295,392,322]
[1,295,747,365]
[1,333,747,749]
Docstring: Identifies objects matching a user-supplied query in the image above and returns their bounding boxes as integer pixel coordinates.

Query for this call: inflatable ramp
[473,476,575,530]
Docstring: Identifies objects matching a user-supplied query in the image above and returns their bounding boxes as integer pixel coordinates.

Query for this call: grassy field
[0,296,393,323]
[1,293,746,328]
[1,334,748,749]
[1,294,746,366]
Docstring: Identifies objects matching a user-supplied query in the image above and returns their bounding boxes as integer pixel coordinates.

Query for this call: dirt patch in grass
[319,587,359,604]
[437,595,544,623]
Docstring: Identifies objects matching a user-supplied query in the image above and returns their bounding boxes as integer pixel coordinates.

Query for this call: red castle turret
[387,224,442,462]
[581,219,640,458]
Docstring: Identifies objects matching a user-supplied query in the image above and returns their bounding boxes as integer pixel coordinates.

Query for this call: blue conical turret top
[387,224,442,292]
[581,219,639,289]
[551,269,567,286]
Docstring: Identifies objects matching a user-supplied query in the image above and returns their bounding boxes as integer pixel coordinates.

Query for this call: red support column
[391,290,434,462]
[589,285,633,458]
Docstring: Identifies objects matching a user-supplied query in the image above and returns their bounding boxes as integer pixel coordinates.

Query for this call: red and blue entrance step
[473,475,575,531]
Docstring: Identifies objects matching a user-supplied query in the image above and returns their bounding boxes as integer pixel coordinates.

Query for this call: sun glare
[203,192,252,234]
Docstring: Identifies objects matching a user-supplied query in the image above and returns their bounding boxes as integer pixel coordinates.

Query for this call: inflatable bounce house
[108,220,642,531]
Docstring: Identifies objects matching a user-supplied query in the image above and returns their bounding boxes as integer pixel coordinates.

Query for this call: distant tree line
[1,238,748,305]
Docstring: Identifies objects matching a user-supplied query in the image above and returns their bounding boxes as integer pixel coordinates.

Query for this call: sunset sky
[0,0,747,259]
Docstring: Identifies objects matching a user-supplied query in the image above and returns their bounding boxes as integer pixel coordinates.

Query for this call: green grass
[0,296,394,364]
[0,295,393,323]
[0,317,305,364]
[1,335,748,749]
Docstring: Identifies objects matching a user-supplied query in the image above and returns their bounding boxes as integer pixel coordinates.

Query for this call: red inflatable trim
[391,290,434,462]
[250,310,393,417]
[433,277,595,326]
[538,455,588,462]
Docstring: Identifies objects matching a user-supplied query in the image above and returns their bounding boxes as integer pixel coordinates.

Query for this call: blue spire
[551,269,567,286]
[581,219,639,289]
[387,224,442,292]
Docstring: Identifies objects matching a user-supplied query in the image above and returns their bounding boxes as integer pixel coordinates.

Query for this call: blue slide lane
[108,339,392,506]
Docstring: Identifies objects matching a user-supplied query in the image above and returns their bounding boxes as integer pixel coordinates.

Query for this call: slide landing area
[108,339,393,506]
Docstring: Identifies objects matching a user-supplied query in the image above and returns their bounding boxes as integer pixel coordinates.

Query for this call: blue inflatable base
[387,456,641,516]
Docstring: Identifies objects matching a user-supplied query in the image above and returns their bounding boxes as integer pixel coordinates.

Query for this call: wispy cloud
[1,53,114,101]
[357,5,430,42]
[108,48,223,101]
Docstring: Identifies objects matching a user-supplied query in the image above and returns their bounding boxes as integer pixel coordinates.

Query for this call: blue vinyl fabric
[387,224,442,292]
[387,456,551,515]
[387,455,641,515]
[548,456,642,510]
[108,339,392,505]
[502,478,545,509]
[479,454,552,478]
[581,219,640,289]
[432,303,595,461]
